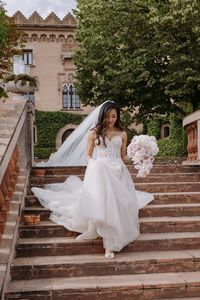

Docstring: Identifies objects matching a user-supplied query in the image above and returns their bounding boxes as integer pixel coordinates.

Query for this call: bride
[32,101,153,259]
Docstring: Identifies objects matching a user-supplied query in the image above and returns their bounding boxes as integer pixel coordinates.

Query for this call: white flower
[127,135,159,177]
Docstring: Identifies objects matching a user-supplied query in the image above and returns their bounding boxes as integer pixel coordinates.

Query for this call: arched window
[62,85,80,109]
[161,124,170,139]
[164,126,170,138]
[63,85,70,108]
[62,128,75,143]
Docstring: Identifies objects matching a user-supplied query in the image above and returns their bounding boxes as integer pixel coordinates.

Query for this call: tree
[0,1,23,98]
[74,0,200,121]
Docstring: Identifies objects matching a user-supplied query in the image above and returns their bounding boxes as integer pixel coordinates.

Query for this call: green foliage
[121,111,133,128]
[74,0,200,120]
[120,110,138,143]
[34,146,55,159]
[34,110,85,159]
[147,118,161,140]
[147,115,169,140]
[0,2,23,98]
[127,128,137,144]
[147,113,187,157]
[4,73,38,87]
[147,115,170,140]
[157,138,187,158]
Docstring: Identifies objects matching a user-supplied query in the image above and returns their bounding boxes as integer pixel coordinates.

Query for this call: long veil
[37,102,108,167]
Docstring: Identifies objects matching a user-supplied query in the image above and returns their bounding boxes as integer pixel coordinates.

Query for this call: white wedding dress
[32,135,153,252]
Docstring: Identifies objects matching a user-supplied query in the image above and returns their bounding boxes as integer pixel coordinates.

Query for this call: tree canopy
[0,1,22,98]
[74,0,200,121]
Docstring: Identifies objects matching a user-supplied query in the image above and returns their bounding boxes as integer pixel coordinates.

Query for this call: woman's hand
[122,155,132,164]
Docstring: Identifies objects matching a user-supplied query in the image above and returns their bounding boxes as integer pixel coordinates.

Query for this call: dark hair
[94,101,124,147]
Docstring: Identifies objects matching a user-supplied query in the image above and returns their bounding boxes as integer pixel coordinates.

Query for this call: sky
[4,0,77,19]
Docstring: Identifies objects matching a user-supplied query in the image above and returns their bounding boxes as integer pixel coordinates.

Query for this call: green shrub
[127,128,138,144]
[34,146,55,159]
[157,138,187,157]
[34,110,85,159]
[147,114,187,158]
[147,115,169,139]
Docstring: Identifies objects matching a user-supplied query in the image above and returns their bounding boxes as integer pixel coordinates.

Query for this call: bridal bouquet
[127,135,159,177]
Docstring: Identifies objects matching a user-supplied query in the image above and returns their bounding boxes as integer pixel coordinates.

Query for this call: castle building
[10,11,143,146]
[12,11,92,114]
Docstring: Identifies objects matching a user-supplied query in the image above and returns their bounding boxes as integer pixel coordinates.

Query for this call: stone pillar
[185,122,198,161]
[0,146,19,237]
[183,110,200,164]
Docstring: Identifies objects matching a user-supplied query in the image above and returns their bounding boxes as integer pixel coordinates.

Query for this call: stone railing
[0,99,34,296]
[0,146,20,235]
[183,110,200,164]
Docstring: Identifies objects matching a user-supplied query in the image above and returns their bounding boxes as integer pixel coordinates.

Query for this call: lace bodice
[95,136,122,160]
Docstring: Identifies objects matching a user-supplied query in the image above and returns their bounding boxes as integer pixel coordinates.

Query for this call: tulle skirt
[32,158,153,251]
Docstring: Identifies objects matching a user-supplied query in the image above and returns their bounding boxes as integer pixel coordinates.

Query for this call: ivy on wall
[34,110,187,160]
[34,110,85,159]
[147,114,187,158]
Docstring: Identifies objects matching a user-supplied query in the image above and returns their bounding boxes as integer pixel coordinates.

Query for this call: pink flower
[127,135,159,177]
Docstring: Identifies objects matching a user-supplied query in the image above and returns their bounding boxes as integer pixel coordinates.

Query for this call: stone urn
[1,74,38,97]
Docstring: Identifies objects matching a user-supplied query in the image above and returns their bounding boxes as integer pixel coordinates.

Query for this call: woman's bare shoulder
[121,130,128,139]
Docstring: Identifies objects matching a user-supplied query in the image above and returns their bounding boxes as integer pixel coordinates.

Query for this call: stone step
[24,192,200,208]
[5,271,200,299]
[10,249,200,280]
[17,175,27,184]
[141,203,200,217]
[18,216,200,239]
[153,192,200,204]
[16,232,200,257]
[136,182,200,193]
[19,221,77,238]
[140,216,200,233]
[27,182,200,194]
[32,164,200,176]
[29,173,200,184]
[22,203,200,221]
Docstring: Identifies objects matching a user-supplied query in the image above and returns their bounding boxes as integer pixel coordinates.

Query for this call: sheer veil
[37,101,109,167]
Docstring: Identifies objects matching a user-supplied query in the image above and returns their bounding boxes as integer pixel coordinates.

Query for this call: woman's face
[105,109,117,128]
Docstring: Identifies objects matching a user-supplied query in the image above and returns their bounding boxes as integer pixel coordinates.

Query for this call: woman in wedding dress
[32,101,153,259]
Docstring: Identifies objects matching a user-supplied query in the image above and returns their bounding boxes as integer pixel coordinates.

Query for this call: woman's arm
[121,131,131,164]
[86,130,95,162]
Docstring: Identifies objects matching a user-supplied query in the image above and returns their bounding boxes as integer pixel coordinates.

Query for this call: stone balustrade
[0,146,19,236]
[0,99,34,240]
[183,110,200,164]
[0,99,34,295]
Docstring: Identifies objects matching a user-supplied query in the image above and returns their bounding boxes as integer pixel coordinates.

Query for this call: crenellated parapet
[12,11,77,43]
[13,11,77,26]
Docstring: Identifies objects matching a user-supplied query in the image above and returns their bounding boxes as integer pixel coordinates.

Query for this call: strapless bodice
[95,135,122,160]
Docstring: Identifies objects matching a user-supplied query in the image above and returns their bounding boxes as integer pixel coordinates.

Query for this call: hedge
[34,110,187,160]
[34,110,85,159]
[147,114,187,158]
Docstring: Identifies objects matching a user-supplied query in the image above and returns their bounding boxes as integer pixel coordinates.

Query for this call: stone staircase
[4,165,200,299]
